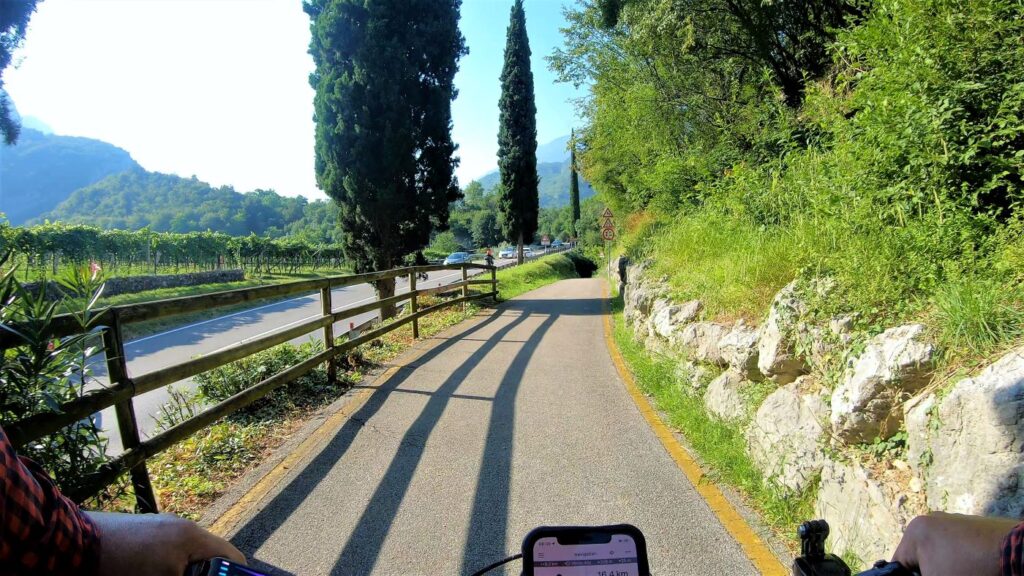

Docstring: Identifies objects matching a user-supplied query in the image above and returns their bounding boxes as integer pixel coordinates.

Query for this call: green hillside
[39,170,342,243]
[0,128,140,225]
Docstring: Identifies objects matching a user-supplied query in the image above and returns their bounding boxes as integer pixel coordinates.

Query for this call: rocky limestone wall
[620,258,1024,564]
[23,269,246,301]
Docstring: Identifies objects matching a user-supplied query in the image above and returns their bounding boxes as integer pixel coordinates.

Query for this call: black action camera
[792,520,919,576]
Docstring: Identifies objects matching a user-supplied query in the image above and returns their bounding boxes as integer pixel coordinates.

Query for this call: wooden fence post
[461,266,469,312]
[320,285,337,385]
[409,271,419,339]
[103,312,159,513]
[491,265,498,302]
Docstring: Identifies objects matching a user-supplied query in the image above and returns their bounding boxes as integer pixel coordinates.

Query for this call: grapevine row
[0,222,347,280]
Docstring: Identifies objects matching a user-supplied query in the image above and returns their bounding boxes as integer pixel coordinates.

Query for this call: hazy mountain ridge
[475,135,595,208]
[0,128,141,225]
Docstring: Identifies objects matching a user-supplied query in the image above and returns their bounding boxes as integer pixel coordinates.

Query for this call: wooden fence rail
[1,263,498,511]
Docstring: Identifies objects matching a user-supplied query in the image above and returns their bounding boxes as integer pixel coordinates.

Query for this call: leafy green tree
[590,0,858,106]
[471,211,500,248]
[305,0,466,316]
[0,1,39,144]
[498,0,539,264]
[462,180,487,209]
[569,131,581,238]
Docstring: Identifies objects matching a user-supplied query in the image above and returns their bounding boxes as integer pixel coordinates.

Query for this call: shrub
[0,260,109,491]
[194,340,333,421]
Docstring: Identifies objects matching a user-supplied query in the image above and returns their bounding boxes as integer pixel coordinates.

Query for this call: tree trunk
[375,277,398,321]
[517,231,524,265]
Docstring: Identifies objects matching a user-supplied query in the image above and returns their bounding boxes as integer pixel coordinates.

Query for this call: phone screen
[532,533,641,576]
[204,558,269,576]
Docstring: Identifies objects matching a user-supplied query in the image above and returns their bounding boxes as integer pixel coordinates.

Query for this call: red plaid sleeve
[0,426,101,575]
[1002,521,1024,576]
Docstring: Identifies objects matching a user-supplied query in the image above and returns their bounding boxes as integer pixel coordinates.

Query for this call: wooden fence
[0,263,498,512]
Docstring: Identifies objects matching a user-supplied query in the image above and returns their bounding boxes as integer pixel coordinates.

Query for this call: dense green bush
[194,340,334,421]
[0,261,109,491]
[564,0,1024,355]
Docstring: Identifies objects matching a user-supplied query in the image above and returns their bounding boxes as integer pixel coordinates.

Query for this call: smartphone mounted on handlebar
[522,524,651,576]
[793,520,919,576]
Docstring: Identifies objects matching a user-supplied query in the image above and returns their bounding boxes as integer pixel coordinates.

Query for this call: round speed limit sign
[601,228,616,241]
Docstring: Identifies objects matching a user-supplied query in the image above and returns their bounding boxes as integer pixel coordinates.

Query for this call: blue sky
[4,0,584,200]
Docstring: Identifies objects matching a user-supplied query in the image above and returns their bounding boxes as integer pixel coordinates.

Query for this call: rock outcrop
[718,320,762,380]
[906,347,1024,516]
[650,299,702,341]
[704,370,749,422]
[831,324,934,444]
[746,378,828,493]
[678,322,730,365]
[619,263,1019,561]
[757,281,808,383]
[815,459,908,563]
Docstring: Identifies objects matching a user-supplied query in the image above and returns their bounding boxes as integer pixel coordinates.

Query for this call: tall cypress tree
[569,130,581,239]
[305,0,465,317]
[497,0,538,264]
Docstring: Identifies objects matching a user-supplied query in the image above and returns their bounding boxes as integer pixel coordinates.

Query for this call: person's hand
[86,511,246,576]
[892,512,1020,576]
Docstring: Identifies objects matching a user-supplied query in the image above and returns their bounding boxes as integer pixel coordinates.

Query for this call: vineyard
[0,222,348,281]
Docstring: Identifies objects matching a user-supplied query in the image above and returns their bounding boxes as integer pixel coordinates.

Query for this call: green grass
[626,212,804,322]
[609,292,814,548]
[931,276,1024,357]
[495,253,582,300]
[621,207,1024,374]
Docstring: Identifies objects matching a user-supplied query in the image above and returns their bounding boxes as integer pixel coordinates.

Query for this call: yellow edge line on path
[600,282,787,576]
[208,316,472,537]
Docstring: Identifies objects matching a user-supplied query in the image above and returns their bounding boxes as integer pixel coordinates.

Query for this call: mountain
[21,116,54,134]
[38,170,328,237]
[536,134,571,164]
[0,128,140,225]
[477,161,596,208]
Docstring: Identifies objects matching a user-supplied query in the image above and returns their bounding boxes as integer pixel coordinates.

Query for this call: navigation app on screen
[532,535,641,576]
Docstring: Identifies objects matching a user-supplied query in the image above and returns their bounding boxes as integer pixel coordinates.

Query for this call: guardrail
[0,263,498,512]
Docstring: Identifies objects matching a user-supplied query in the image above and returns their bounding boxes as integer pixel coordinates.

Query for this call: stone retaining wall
[615,256,1024,563]
[23,269,246,301]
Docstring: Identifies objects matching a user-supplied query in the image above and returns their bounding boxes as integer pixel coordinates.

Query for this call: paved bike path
[221,278,759,575]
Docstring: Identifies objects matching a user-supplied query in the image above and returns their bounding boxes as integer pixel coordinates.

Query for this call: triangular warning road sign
[601,207,614,218]
[602,217,615,230]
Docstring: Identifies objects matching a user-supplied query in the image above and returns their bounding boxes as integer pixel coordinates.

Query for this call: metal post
[461,266,469,312]
[103,313,159,513]
[409,271,419,339]
[320,285,337,385]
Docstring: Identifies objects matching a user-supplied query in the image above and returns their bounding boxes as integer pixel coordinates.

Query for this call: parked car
[443,252,472,265]
[523,247,536,257]
[551,239,564,248]
[498,247,515,259]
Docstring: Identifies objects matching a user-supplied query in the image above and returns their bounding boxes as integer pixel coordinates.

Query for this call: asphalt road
[94,254,544,451]
[224,278,758,575]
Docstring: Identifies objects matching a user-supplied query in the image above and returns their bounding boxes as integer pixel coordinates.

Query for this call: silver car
[443,252,472,265]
